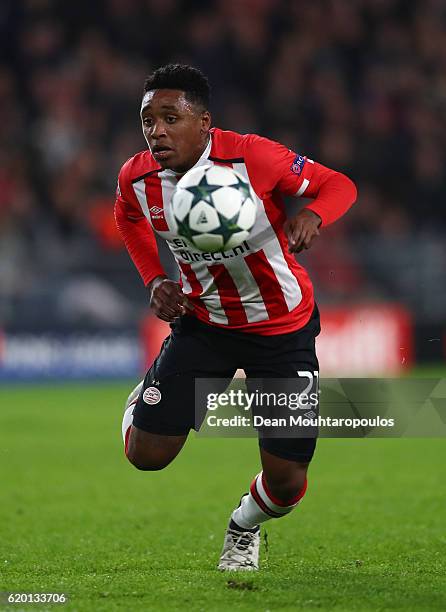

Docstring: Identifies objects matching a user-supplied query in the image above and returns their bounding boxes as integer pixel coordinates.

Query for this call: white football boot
[217,524,260,571]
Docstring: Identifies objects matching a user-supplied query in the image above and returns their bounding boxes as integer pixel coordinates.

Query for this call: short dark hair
[143,64,210,111]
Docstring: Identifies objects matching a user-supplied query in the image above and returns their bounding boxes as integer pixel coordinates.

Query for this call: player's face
[141,89,211,173]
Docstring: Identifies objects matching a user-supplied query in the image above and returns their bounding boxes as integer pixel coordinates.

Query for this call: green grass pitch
[1,382,445,611]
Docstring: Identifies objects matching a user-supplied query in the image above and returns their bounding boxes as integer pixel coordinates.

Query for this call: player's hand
[285,209,322,253]
[148,276,194,322]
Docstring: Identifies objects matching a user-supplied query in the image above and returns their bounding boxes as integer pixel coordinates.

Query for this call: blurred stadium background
[1,0,446,380]
[2,4,446,610]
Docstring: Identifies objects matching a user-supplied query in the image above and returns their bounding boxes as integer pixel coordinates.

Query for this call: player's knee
[125,428,184,471]
[126,447,173,471]
[264,464,308,504]
[122,418,187,472]
[267,481,304,504]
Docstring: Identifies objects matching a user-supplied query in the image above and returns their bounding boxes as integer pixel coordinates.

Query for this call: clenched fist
[148,276,194,322]
[284,209,322,253]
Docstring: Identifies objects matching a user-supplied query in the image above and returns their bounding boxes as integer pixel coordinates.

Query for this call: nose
[151,120,167,140]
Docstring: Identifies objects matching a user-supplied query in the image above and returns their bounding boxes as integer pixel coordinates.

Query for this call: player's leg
[230,438,314,531]
[223,384,316,565]
[121,380,188,470]
[217,438,314,572]
[259,446,308,500]
[218,307,320,571]
[121,316,236,471]
[126,427,188,471]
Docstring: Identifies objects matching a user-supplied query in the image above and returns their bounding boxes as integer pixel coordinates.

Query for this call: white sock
[121,403,135,454]
[121,381,144,453]
[231,472,307,530]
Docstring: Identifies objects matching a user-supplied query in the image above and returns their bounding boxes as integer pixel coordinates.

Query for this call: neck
[171,135,210,174]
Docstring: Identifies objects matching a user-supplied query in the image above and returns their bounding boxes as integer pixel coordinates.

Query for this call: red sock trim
[124,399,137,457]
[249,477,282,518]
[261,474,308,507]
[124,425,131,456]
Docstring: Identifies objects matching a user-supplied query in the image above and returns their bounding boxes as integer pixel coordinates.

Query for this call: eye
[166,115,177,124]
[142,117,152,127]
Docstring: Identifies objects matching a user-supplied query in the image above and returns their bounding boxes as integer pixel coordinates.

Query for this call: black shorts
[132,306,321,463]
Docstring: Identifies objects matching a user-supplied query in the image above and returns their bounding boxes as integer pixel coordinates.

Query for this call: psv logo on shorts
[143,386,162,405]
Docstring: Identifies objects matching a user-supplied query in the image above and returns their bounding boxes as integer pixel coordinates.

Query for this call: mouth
[152,145,174,161]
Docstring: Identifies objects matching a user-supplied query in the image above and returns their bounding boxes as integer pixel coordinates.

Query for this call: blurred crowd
[1,0,446,327]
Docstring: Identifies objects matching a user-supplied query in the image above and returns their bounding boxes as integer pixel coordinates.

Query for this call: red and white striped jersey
[115,127,357,335]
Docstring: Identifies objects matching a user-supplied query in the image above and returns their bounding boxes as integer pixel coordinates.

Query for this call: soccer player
[116,64,357,571]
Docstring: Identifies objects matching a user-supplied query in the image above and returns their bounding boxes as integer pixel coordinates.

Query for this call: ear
[200,111,211,133]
